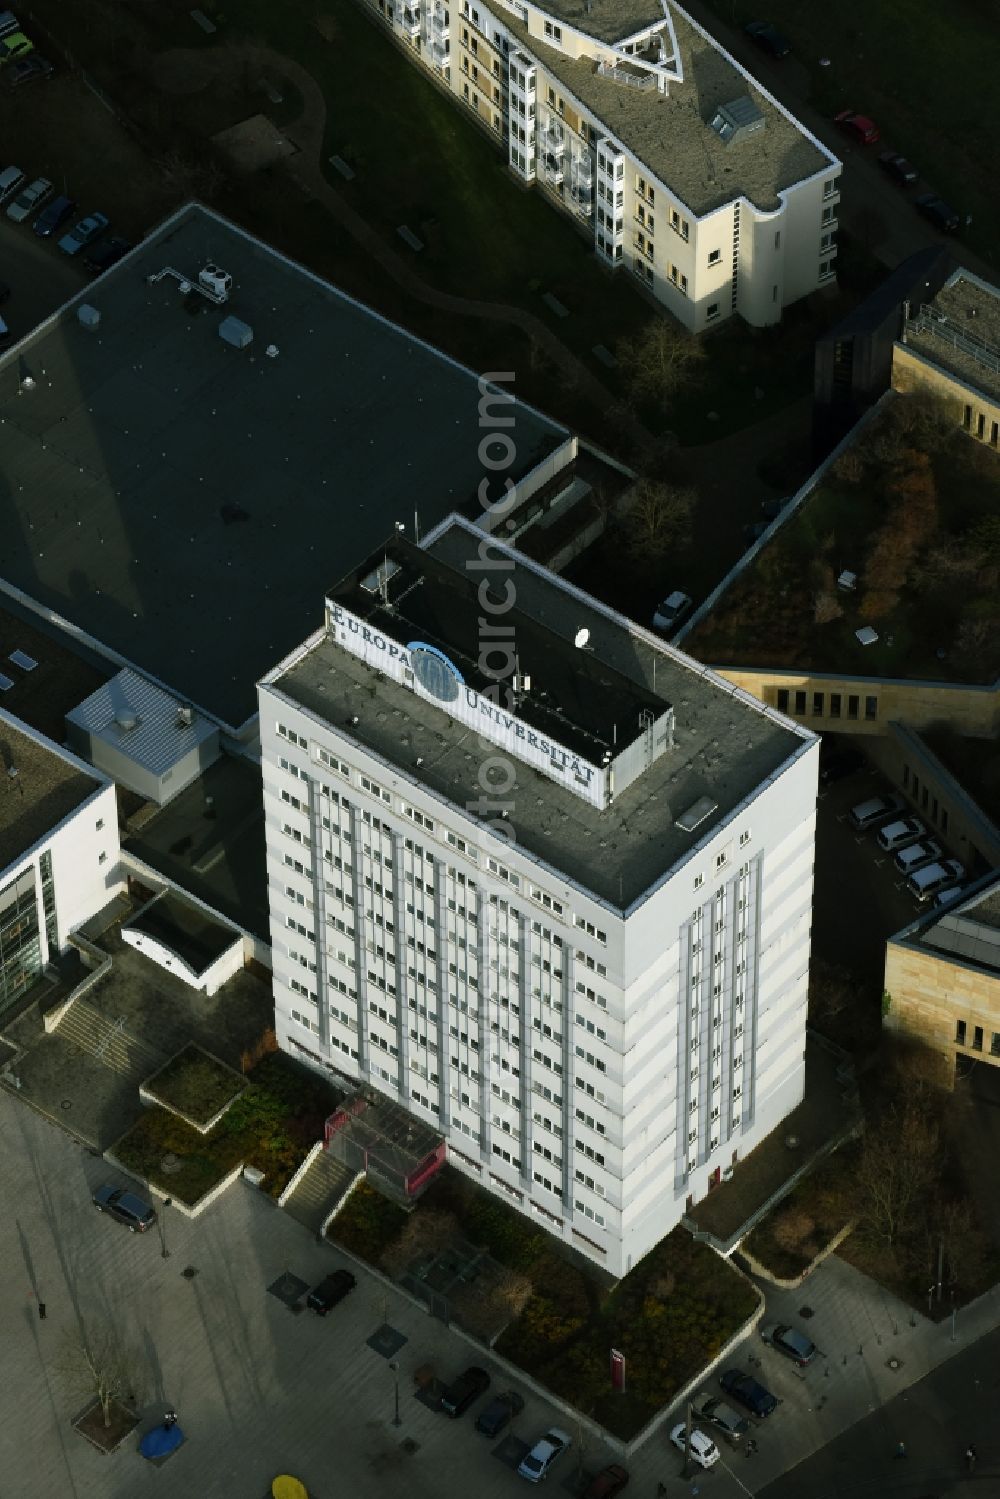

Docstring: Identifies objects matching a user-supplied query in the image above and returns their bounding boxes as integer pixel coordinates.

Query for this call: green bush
[328,1182,408,1261]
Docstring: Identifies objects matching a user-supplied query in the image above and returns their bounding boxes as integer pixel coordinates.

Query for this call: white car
[6,174,51,222]
[934,884,965,909]
[894,838,942,876]
[876,816,925,853]
[670,1423,720,1469]
[908,858,965,902]
[848,792,905,831]
[652,590,693,634]
[517,1427,571,1483]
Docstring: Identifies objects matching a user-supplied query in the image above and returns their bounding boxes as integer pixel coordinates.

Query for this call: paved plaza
[3,1086,1000,1499]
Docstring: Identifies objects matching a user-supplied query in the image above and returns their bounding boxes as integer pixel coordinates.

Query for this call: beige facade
[884,882,1000,1085]
[356,0,841,331]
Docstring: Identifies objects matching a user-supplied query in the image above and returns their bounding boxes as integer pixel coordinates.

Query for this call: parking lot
[0,215,88,340]
[6,1082,1000,1499]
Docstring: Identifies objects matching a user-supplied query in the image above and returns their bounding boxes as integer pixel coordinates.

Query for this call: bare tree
[450,1264,532,1341]
[381,1208,460,1277]
[856,1102,939,1247]
[56,1329,141,1429]
[617,321,707,409]
[620,478,694,559]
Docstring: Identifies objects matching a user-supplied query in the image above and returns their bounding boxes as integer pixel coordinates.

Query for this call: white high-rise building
[259,517,818,1274]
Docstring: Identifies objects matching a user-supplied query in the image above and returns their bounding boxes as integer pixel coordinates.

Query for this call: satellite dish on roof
[574,628,591,649]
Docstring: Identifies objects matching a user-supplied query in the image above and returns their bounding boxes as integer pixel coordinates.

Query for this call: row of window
[776,687,878,722]
[956,1020,1000,1056]
[962,405,1000,446]
[901,765,949,834]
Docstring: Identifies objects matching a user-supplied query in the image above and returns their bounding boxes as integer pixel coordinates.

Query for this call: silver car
[6,175,51,222]
[517,1427,571,1483]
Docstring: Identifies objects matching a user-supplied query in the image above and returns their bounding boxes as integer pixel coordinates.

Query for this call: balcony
[428,11,449,40]
[401,5,421,33]
[540,127,565,159]
[541,153,564,185]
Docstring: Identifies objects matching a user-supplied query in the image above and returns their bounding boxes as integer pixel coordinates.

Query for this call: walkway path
[219,38,657,457]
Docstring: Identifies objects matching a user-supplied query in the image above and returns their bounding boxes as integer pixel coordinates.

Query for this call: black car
[33,193,75,237]
[83,234,132,273]
[878,151,917,186]
[915,194,960,233]
[92,1183,157,1233]
[8,53,53,87]
[440,1365,490,1417]
[744,20,790,58]
[475,1389,524,1436]
[719,1369,778,1417]
[306,1268,356,1314]
[819,741,866,784]
[743,520,769,545]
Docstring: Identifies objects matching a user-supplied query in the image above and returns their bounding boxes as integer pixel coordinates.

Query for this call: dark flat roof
[273,519,808,910]
[125,889,241,975]
[0,204,567,732]
[329,534,668,762]
[0,713,102,872]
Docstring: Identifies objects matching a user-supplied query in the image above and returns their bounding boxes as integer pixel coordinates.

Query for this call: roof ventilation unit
[676,795,718,833]
[708,96,764,146]
[219,315,253,350]
[176,704,194,728]
[199,263,233,302]
[114,709,139,733]
[77,304,101,331]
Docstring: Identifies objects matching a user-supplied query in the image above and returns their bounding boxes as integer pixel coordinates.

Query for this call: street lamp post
[389,1360,401,1426]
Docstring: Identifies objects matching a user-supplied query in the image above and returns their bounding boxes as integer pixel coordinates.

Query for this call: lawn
[114,1051,340,1205]
[142,1042,246,1127]
[24,0,860,454]
[685,389,1000,682]
[701,0,1000,264]
[330,1165,759,1438]
[743,1145,858,1281]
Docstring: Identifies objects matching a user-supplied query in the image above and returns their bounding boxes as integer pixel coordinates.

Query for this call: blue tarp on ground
[140,1424,184,1459]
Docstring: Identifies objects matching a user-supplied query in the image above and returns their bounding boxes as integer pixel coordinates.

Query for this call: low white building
[0,709,122,1018]
[361,0,842,329]
[258,517,818,1275]
[66,668,221,807]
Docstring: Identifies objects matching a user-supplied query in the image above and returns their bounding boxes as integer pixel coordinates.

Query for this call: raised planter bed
[141,1042,247,1133]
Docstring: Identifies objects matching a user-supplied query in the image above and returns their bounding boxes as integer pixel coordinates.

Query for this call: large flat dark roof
[0,205,567,732]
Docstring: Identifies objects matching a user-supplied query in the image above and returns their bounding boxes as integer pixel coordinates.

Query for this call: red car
[834,110,880,145]
[583,1465,630,1499]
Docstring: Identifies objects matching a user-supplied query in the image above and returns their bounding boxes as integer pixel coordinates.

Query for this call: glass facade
[0,867,43,1016]
[40,849,57,952]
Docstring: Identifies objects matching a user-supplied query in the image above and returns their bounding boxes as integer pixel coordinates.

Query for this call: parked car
[719,1369,778,1417]
[915,194,960,233]
[517,1428,571,1483]
[6,174,51,222]
[834,110,880,145]
[475,1390,524,1437]
[876,816,926,853]
[0,9,19,35]
[744,20,790,57]
[0,28,32,62]
[33,193,76,237]
[934,884,965,909]
[819,742,866,785]
[878,151,918,186]
[440,1365,490,1417]
[83,235,132,274]
[895,838,943,876]
[761,1323,817,1366]
[652,590,693,634]
[0,164,24,201]
[305,1268,356,1314]
[7,51,52,85]
[669,1425,720,1469]
[908,858,965,902]
[58,211,109,256]
[92,1183,157,1232]
[0,314,10,341]
[743,520,769,545]
[692,1392,750,1440]
[849,792,905,831]
[582,1463,629,1499]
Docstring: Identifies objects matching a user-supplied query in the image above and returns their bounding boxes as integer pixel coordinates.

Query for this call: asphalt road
[0,213,88,341]
[761,1324,1000,1499]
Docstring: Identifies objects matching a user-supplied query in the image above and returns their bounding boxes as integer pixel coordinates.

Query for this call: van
[876,815,924,852]
[908,859,965,902]
[0,165,25,203]
[849,792,905,831]
[894,838,941,876]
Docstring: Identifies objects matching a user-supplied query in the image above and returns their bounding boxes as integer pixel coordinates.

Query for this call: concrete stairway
[55,997,164,1084]
[283,1148,360,1234]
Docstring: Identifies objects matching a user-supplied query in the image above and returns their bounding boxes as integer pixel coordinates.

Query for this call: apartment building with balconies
[359,0,842,329]
[258,516,818,1274]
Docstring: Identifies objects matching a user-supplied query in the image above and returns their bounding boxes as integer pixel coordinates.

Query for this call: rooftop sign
[327,602,608,807]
